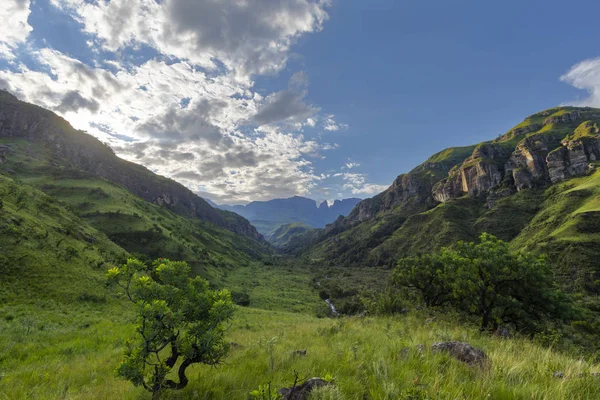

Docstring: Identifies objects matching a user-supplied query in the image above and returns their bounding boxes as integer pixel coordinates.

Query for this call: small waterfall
[325,299,339,316]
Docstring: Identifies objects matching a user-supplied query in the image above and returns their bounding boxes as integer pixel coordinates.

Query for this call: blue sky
[1,0,600,204]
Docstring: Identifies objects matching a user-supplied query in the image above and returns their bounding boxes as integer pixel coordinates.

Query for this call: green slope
[0,138,269,277]
[290,107,600,296]
[266,222,314,248]
[0,174,126,304]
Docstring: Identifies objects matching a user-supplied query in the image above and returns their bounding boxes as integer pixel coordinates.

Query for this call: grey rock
[432,341,488,367]
[279,378,329,400]
[553,371,565,379]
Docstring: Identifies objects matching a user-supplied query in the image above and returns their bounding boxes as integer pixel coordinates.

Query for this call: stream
[325,299,339,316]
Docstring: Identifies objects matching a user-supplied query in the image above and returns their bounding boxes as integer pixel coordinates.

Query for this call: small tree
[447,233,564,332]
[392,234,566,333]
[107,258,235,399]
[392,253,453,307]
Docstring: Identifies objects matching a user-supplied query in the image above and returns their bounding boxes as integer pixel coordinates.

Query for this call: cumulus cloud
[333,172,388,195]
[51,0,330,78]
[56,91,101,113]
[0,0,385,203]
[561,57,600,107]
[0,0,32,59]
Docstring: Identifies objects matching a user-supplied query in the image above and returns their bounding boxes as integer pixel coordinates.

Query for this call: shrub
[107,258,235,398]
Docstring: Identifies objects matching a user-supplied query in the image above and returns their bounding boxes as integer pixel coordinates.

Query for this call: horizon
[2,0,600,204]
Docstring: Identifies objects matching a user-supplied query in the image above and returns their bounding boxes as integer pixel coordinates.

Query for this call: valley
[3,94,600,399]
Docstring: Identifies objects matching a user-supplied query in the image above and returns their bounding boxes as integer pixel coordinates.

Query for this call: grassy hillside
[290,108,600,276]
[0,138,269,279]
[0,91,263,242]
[266,222,314,248]
[2,171,600,400]
[0,173,126,304]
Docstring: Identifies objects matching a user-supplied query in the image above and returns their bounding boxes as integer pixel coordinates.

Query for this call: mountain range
[209,196,361,236]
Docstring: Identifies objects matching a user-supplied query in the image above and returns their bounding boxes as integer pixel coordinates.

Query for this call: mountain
[0,90,263,242]
[290,106,600,292]
[265,222,314,248]
[213,196,361,236]
[0,91,269,272]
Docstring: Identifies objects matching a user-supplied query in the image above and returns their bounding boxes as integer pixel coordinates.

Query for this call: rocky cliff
[317,107,600,243]
[432,107,600,204]
[0,90,264,242]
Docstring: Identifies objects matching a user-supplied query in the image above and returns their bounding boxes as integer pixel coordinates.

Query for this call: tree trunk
[163,359,193,390]
[480,310,490,332]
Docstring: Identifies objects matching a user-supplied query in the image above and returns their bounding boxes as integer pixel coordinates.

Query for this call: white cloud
[0,0,384,203]
[0,47,336,203]
[331,172,388,195]
[323,114,348,132]
[561,57,600,107]
[0,0,33,59]
[50,0,330,79]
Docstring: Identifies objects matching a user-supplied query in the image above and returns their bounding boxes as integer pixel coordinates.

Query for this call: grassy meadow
[3,300,600,400]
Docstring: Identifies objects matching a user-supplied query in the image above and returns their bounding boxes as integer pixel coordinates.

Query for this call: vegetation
[393,234,566,332]
[5,102,600,399]
[266,222,314,248]
[107,258,235,398]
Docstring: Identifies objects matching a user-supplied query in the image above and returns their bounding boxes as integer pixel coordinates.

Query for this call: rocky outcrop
[435,116,600,203]
[0,90,264,242]
[327,171,435,233]
[433,143,509,202]
[504,133,563,190]
[501,123,542,140]
[432,170,463,202]
[547,138,600,183]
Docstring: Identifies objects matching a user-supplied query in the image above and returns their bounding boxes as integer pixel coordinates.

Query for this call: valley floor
[2,263,600,400]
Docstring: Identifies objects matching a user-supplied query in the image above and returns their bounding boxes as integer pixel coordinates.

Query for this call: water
[325,299,339,316]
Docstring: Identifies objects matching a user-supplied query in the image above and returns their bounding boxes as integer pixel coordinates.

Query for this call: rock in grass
[553,371,565,379]
[432,341,488,367]
[293,349,307,356]
[278,378,329,400]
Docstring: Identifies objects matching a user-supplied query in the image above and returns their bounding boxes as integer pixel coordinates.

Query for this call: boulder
[553,371,565,379]
[432,341,488,367]
[278,378,329,400]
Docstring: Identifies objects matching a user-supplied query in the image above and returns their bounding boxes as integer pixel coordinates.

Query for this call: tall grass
[1,306,599,400]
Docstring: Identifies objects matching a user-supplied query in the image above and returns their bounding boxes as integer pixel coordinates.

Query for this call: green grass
[3,305,600,400]
[0,139,269,279]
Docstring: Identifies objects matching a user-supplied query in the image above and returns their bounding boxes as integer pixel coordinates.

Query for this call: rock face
[547,137,600,183]
[325,171,435,233]
[432,341,488,367]
[278,378,329,400]
[433,113,600,203]
[504,133,563,190]
[433,143,510,202]
[0,90,264,242]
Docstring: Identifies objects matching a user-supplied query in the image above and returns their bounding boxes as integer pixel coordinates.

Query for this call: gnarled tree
[107,258,235,399]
